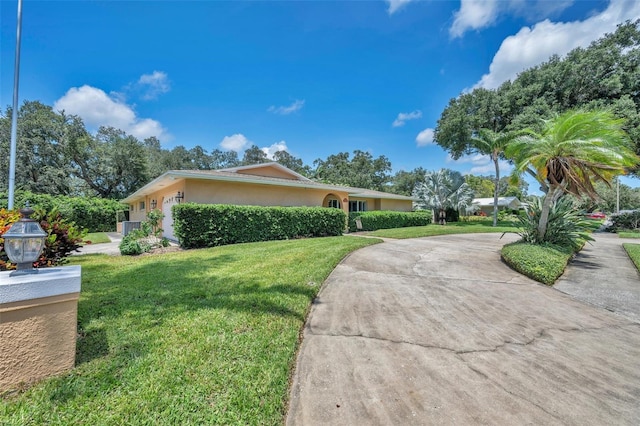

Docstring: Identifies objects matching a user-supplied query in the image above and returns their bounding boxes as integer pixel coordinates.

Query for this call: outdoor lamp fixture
[150,199,157,209]
[175,191,184,203]
[3,204,47,274]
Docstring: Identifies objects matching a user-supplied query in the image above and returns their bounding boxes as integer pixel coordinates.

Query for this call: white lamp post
[3,204,46,274]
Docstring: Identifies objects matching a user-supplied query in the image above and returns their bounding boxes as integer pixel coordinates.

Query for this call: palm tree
[413,169,475,225]
[470,129,523,227]
[505,109,639,240]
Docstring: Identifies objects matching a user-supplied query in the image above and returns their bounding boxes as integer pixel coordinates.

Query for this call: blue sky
[2,0,640,192]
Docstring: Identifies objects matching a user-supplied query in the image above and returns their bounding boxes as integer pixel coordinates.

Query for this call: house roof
[121,162,414,203]
[472,197,522,207]
[218,162,312,181]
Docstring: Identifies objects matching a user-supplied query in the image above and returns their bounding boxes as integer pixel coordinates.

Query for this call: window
[139,201,145,211]
[349,200,367,212]
[327,199,340,209]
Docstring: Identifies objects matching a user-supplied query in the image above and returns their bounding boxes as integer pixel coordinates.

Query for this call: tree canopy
[0,101,405,198]
[313,150,392,191]
[434,20,640,173]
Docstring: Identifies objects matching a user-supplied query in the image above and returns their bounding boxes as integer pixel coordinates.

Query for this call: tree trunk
[537,186,561,240]
[492,152,499,227]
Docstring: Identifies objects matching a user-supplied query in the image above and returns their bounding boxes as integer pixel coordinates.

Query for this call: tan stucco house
[121,162,414,240]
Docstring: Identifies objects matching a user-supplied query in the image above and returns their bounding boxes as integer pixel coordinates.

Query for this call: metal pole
[8,0,23,210]
[616,176,620,214]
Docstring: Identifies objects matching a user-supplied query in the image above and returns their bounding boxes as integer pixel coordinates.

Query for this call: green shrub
[0,207,85,271]
[173,204,347,249]
[119,212,165,256]
[347,210,431,232]
[119,235,144,255]
[516,197,593,250]
[497,210,520,221]
[501,241,573,285]
[0,190,126,232]
[611,211,640,231]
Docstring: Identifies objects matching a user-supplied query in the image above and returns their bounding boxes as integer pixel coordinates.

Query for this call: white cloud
[137,71,170,100]
[268,99,305,115]
[475,0,640,89]
[450,0,575,39]
[446,153,512,175]
[393,110,422,127]
[54,85,170,141]
[386,0,414,15]
[261,141,288,159]
[416,128,434,146]
[450,0,500,38]
[220,134,251,152]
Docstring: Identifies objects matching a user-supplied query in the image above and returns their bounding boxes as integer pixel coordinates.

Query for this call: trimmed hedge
[173,203,347,249]
[348,210,431,232]
[501,241,573,285]
[0,191,126,232]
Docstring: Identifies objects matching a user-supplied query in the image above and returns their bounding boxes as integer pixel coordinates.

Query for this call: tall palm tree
[505,109,639,240]
[413,169,475,224]
[470,129,523,227]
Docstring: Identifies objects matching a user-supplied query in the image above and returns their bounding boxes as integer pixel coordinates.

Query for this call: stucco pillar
[0,266,81,391]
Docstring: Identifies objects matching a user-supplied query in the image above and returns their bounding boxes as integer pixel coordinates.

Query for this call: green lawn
[82,232,112,244]
[618,231,640,239]
[367,220,519,239]
[0,236,380,425]
[623,243,640,271]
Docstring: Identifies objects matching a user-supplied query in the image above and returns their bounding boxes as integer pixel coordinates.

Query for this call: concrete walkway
[287,233,640,425]
[556,232,640,323]
[73,232,122,256]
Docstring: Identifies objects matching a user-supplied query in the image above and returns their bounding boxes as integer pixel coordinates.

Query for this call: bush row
[347,210,431,232]
[173,204,347,249]
[0,191,127,232]
[501,242,573,285]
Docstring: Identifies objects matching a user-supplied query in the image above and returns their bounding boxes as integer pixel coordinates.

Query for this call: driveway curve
[287,233,640,425]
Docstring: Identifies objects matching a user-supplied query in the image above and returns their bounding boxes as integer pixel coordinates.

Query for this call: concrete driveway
[287,233,640,425]
[74,232,122,256]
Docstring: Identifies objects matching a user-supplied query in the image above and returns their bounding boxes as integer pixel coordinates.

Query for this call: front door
[162,197,178,241]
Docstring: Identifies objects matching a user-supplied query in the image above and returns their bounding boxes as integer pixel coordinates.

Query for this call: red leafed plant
[0,207,85,271]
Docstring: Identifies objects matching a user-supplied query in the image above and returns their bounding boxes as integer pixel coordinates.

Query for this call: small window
[139,201,145,211]
[349,200,367,212]
[327,199,340,209]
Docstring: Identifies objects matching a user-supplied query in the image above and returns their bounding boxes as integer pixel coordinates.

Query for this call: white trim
[0,266,81,304]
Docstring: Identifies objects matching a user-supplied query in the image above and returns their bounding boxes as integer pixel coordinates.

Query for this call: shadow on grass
[76,326,109,365]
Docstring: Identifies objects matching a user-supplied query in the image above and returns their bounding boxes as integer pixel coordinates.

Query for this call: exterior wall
[348,198,412,212]
[0,266,81,391]
[185,180,349,213]
[129,181,185,222]
[380,199,413,212]
[349,197,376,212]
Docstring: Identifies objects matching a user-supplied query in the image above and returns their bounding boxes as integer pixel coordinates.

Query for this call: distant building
[470,197,523,216]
